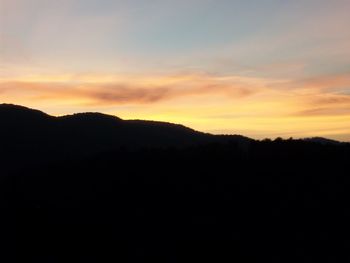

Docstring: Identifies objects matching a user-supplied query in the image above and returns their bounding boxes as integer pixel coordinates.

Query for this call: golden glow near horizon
[1,0,350,141]
[1,71,350,141]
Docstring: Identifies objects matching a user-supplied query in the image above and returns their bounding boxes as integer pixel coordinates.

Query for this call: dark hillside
[0,104,349,262]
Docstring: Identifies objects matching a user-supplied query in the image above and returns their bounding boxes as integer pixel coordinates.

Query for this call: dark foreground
[0,105,350,262]
[1,140,349,262]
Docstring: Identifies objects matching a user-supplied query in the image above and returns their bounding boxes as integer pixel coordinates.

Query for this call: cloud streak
[0,73,262,106]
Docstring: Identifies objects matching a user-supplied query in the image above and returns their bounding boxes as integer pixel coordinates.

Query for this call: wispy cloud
[0,73,264,106]
[297,72,350,92]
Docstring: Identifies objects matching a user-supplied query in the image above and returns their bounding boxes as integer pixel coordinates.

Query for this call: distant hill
[303,137,344,145]
[2,104,346,160]
[0,104,252,170]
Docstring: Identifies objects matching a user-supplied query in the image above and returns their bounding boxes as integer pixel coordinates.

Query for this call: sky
[1,0,350,140]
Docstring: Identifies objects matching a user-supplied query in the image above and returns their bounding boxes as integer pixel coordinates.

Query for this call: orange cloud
[297,72,350,91]
[0,73,262,106]
[285,73,350,118]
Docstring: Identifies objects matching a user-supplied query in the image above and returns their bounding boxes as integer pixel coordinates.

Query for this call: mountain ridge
[0,103,346,144]
[0,103,250,140]
[0,103,253,172]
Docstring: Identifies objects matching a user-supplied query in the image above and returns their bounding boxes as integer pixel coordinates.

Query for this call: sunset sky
[1,0,350,140]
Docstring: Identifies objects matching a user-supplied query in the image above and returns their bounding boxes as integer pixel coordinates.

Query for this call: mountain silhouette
[1,103,350,263]
[2,104,344,152]
[303,136,344,145]
[0,103,252,170]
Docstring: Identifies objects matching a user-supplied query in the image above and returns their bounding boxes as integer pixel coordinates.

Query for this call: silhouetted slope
[0,104,54,138]
[1,104,350,263]
[0,103,52,121]
[0,104,252,171]
[303,136,344,145]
